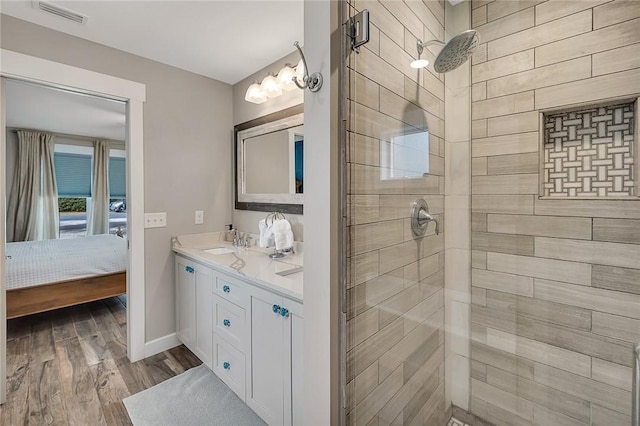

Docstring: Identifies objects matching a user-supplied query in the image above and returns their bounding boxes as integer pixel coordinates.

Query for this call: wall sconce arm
[293,41,323,93]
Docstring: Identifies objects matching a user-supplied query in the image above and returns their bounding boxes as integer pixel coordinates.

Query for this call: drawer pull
[223,361,231,370]
[280,308,290,318]
[223,319,231,327]
[185,266,194,274]
[272,304,281,315]
[223,285,230,293]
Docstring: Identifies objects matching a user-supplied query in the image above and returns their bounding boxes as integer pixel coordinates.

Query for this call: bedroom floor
[0,296,202,425]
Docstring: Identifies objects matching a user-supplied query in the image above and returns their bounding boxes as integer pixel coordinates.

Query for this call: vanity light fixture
[295,58,305,85]
[244,41,323,104]
[260,74,282,98]
[244,81,267,104]
[276,64,298,91]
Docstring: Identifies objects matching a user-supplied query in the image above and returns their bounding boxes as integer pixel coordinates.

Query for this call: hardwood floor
[0,296,202,425]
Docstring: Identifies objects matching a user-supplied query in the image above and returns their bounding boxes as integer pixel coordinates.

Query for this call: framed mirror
[235,104,303,214]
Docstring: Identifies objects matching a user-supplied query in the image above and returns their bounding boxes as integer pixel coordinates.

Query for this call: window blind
[54,152,92,197]
[54,152,126,198]
[109,157,126,198]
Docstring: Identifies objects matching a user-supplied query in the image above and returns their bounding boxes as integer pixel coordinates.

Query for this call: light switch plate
[195,210,204,225]
[144,212,166,228]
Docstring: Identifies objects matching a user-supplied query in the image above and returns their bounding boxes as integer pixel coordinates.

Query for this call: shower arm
[416,39,446,55]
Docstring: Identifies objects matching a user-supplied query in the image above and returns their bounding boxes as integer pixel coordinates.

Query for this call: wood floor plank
[167,345,203,370]
[3,297,205,426]
[56,337,107,426]
[102,402,133,426]
[91,302,125,342]
[143,353,179,386]
[90,300,128,361]
[75,319,111,366]
[7,316,32,342]
[0,335,31,425]
[104,296,127,326]
[29,359,68,426]
[70,304,93,323]
[51,307,77,342]
[30,315,56,365]
[105,335,128,361]
[114,356,155,395]
[91,358,131,425]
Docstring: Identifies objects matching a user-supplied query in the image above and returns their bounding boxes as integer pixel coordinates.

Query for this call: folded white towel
[271,219,294,251]
[258,219,275,248]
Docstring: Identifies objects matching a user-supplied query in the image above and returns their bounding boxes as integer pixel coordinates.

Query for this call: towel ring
[265,212,286,226]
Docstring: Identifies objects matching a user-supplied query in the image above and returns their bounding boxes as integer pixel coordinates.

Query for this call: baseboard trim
[144,333,181,358]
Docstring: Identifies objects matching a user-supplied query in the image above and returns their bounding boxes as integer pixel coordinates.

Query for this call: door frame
[0,49,147,403]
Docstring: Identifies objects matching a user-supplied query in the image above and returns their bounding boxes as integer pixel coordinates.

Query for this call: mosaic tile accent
[542,101,636,198]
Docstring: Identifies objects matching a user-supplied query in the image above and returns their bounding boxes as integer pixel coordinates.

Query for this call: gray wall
[232,50,304,240]
[1,14,234,342]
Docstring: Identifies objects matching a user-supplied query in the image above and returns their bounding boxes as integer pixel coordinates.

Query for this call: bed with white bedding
[6,234,127,318]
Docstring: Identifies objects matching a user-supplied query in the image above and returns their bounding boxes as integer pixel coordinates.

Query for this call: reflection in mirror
[244,124,303,194]
[235,105,303,214]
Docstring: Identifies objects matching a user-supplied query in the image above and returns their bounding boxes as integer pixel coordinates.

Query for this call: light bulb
[410,58,429,69]
[260,74,282,98]
[244,82,267,104]
[295,58,305,85]
[276,64,297,91]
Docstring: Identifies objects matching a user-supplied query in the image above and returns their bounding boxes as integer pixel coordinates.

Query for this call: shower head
[433,30,479,73]
[412,30,480,73]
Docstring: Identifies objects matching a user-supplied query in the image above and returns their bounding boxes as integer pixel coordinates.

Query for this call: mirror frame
[235,104,304,214]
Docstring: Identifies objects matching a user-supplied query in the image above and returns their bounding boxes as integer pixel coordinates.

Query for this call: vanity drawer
[214,274,249,308]
[213,295,247,350]
[212,334,246,400]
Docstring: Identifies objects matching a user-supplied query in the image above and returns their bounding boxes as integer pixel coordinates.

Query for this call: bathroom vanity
[172,232,303,426]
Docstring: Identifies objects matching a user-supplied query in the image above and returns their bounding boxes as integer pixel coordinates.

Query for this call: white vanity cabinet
[174,250,303,426]
[175,255,213,368]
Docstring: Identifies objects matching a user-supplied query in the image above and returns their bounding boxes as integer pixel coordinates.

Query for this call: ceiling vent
[31,1,88,24]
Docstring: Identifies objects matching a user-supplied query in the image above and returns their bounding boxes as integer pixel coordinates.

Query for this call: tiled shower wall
[470,1,640,425]
[345,0,447,424]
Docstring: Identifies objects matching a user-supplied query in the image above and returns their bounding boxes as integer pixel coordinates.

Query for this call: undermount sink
[276,266,303,278]
[203,247,235,255]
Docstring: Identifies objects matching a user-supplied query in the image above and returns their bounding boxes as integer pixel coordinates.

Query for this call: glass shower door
[343,1,448,424]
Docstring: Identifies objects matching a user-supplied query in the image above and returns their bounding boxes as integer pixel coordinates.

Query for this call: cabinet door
[247,287,285,426]
[286,301,303,426]
[194,264,213,368]
[175,256,196,352]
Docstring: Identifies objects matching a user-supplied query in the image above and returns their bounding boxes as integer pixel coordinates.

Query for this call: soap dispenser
[225,224,236,242]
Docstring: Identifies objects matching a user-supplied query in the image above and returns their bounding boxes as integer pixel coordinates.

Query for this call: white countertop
[172,232,303,303]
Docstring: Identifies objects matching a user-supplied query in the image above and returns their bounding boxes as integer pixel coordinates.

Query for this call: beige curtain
[87,140,110,235]
[7,130,59,241]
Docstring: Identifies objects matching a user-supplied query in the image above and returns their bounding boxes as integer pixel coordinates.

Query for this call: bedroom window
[54,144,127,238]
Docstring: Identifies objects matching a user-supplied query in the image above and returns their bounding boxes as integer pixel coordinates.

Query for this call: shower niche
[541,98,638,198]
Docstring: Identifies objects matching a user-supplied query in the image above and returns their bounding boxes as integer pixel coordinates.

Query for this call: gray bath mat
[123,364,266,425]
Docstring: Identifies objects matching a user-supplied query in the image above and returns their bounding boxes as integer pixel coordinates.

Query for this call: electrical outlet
[144,212,167,228]
[195,210,204,225]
